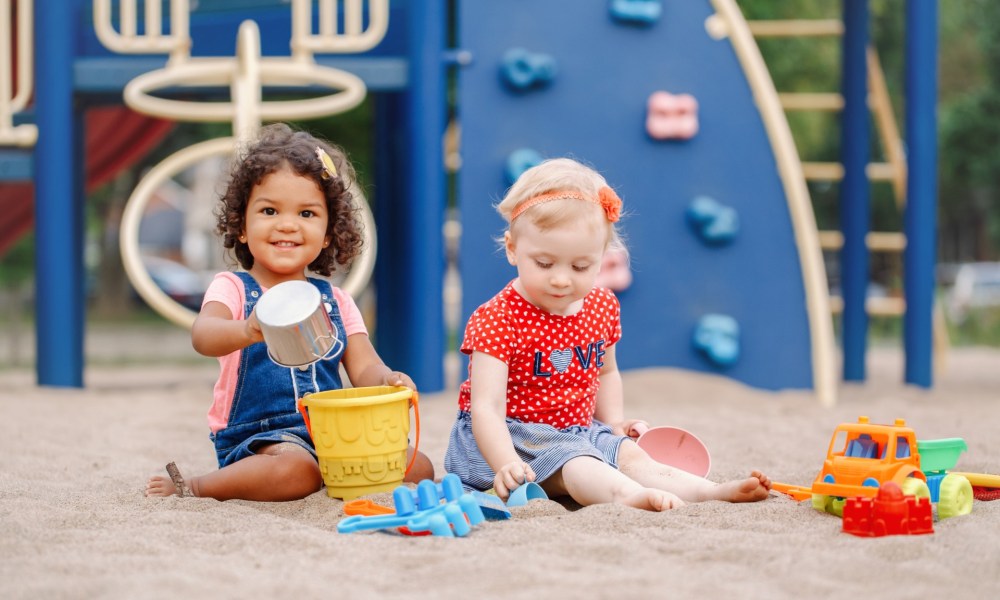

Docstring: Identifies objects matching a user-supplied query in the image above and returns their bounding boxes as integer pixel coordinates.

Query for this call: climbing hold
[505,148,544,184]
[686,196,739,245]
[610,0,662,25]
[646,91,699,140]
[500,48,557,91]
[692,314,740,368]
[595,246,632,292]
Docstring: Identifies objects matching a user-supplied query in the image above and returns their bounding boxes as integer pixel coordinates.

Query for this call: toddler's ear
[504,231,517,265]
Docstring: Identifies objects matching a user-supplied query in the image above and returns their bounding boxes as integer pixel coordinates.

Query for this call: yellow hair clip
[316,147,338,179]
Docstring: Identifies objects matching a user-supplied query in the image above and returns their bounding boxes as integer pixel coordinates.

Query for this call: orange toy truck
[775,416,974,520]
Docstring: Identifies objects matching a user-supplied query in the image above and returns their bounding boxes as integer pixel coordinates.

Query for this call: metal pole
[840,0,870,382]
[378,0,446,391]
[904,0,938,387]
[33,0,84,387]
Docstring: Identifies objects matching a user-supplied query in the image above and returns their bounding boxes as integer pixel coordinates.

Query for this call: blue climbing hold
[686,196,739,246]
[610,0,662,25]
[505,148,544,184]
[692,314,740,368]
[500,48,557,91]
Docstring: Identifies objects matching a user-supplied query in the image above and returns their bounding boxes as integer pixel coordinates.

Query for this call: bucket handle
[405,392,420,476]
[296,390,421,477]
[297,396,313,434]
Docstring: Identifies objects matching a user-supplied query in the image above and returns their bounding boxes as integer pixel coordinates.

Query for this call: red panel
[0,108,174,257]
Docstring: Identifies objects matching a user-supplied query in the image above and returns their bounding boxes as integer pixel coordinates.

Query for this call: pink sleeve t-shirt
[201,272,368,433]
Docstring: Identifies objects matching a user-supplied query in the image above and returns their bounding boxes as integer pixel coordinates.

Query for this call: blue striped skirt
[443,410,628,492]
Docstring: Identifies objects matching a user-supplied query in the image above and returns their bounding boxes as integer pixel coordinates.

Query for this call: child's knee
[274,454,323,496]
[616,439,647,466]
[403,449,435,483]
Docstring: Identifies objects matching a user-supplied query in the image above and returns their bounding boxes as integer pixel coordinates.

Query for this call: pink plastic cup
[633,424,712,477]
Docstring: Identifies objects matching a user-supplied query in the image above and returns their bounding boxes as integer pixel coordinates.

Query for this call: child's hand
[617,419,649,439]
[245,310,264,345]
[493,461,535,501]
[382,370,416,390]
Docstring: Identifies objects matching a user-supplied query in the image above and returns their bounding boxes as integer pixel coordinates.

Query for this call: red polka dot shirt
[458,281,622,428]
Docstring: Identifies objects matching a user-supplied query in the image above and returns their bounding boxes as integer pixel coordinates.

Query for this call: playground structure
[1,1,939,405]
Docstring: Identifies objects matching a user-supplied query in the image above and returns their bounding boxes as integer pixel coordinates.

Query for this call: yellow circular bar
[120,136,377,329]
[123,59,366,122]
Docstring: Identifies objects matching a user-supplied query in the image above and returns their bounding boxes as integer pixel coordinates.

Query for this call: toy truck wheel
[937,473,973,519]
[829,498,846,517]
[811,494,843,516]
[900,477,930,499]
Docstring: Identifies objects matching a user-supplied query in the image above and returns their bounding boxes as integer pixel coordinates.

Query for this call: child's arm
[593,345,647,438]
[191,301,263,357]
[341,333,415,389]
[469,351,534,498]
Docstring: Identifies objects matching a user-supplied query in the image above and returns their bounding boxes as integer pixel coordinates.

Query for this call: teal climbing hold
[686,196,739,245]
[610,0,662,25]
[500,48,557,91]
[505,148,544,184]
[692,314,740,368]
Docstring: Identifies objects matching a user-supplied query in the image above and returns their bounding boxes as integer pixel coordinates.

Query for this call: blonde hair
[496,158,625,248]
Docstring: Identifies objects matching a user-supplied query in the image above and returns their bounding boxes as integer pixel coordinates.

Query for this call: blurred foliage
[743,0,1000,264]
[948,307,1000,346]
[0,233,33,289]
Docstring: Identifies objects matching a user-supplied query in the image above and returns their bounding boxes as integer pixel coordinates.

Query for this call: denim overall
[211,272,348,467]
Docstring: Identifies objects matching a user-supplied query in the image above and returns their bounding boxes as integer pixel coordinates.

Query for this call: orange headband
[510,186,622,223]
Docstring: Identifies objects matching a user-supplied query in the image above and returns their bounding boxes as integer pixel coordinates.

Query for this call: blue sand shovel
[470,481,549,520]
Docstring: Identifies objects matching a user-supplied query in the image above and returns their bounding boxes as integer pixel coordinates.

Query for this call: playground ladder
[745,15,949,361]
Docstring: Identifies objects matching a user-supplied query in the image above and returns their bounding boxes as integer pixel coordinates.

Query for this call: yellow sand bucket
[297,386,420,500]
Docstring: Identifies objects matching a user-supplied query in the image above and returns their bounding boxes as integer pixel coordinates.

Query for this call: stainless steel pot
[255,280,340,368]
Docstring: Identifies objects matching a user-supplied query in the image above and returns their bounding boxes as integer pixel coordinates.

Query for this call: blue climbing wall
[457,0,815,390]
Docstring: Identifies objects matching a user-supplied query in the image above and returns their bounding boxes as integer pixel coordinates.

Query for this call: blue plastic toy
[337,474,486,537]
[469,491,512,520]
[469,481,550,520]
[507,482,548,507]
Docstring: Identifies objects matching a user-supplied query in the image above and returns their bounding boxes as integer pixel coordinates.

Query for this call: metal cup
[255,280,340,367]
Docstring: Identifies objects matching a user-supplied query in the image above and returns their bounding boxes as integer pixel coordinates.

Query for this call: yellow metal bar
[746,19,843,37]
[828,296,905,316]
[778,92,844,111]
[801,161,895,181]
[867,47,908,209]
[817,231,906,252]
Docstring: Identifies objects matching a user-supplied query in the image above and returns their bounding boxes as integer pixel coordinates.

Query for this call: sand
[2,347,999,599]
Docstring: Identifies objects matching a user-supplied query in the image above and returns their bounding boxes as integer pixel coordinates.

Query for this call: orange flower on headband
[598,186,622,223]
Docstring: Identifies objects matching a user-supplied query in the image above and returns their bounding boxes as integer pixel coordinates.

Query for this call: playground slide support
[33,0,85,387]
[839,0,871,382]
[903,0,938,388]
[709,0,838,406]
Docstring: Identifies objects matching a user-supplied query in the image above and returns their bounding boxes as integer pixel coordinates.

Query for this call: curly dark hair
[216,123,364,276]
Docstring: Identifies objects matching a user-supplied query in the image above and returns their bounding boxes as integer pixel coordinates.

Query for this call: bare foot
[146,462,193,497]
[146,474,181,497]
[619,488,685,512]
[712,471,771,503]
